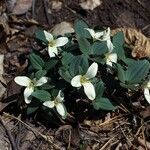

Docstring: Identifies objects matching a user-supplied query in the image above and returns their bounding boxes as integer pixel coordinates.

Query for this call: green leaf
[126,60,150,84]
[35,70,47,80]
[69,55,89,76]
[113,32,125,60]
[41,83,55,90]
[32,90,51,102]
[91,42,108,55]
[44,59,58,70]
[35,29,48,44]
[26,106,39,115]
[74,20,90,38]
[93,97,116,110]
[117,63,126,83]
[29,53,45,70]
[95,81,105,98]
[61,52,75,66]
[78,37,91,55]
[59,68,72,82]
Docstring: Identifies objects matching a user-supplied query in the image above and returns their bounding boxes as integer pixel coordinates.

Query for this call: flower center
[48,40,56,47]
[80,76,89,84]
[105,53,111,60]
[54,98,59,106]
[28,80,36,88]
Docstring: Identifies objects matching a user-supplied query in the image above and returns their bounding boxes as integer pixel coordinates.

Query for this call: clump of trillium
[71,62,98,100]
[144,80,150,104]
[43,91,66,117]
[14,76,48,104]
[44,30,68,58]
[85,27,117,67]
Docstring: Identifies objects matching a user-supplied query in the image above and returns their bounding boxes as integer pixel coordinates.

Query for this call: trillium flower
[85,28,104,40]
[144,80,150,104]
[71,62,98,100]
[85,27,114,52]
[105,52,117,67]
[43,91,66,117]
[14,76,48,104]
[44,30,68,58]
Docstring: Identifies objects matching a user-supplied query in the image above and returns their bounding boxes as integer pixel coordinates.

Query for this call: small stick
[100,136,115,150]
[43,0,51,26]
[3,112,60,149]
[0,116,18,150]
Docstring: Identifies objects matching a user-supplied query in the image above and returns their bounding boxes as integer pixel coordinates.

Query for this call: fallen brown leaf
[0,55,6,99]
[51,21,74,36]
[80,0,102,10]
[52,0,62,11]
[12,0,32,15]
[112,28,150,58]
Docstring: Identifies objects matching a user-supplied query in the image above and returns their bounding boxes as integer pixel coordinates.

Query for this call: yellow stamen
[48,40,56,47]
[80,76,89,84]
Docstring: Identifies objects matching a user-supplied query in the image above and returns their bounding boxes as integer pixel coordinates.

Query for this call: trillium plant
[14,20,150,121]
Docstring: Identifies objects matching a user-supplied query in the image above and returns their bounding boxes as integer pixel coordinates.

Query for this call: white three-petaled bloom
[44,30,68,58]
[71,62,98,100]
[85,28,117,67]
[144,80,150,104]
[43,91,66,117]
[85,27,114,52]
[14,76,48,104]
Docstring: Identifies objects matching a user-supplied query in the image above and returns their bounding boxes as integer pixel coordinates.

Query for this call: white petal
[56,91,64,102]
[71,75,82,87]
[24,87,34,104]
[144,88,150,104]
[48,46,58,58]
[43,101,55,108]
[14,76,31,86]
[94,32,104,39]
[44,30,53,41]
[101,28,111,41]
[56,103,66,116]
[85,62,98,79]
[36,77,48,86]
[85,28,95,38]
[106,53,117,67]
[106,27,111,37]
[55,37,68,47]
[107,39,114,52]
[83,82,96,100]
[146,81,150,88]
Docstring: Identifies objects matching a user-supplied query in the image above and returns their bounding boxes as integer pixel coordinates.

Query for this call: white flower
[105,52,117,67]
[71,62,98,100]
[144,80,150,104]
[14,76,48,104]
[44,30,68,58]
[85,28,104,40]
[85,27,114,52]
[43,91,66,117]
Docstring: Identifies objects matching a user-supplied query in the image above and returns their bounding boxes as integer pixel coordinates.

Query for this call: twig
[3,112,60,150]
[43,0,51,26]
[138,138,150,150]
[32,0,36,18]
[96,114,128,127]
[100,136,116,150]
[67,129,72,149]
[0,116,18,150]
[119,124,138,149]
[142,123,148,150]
